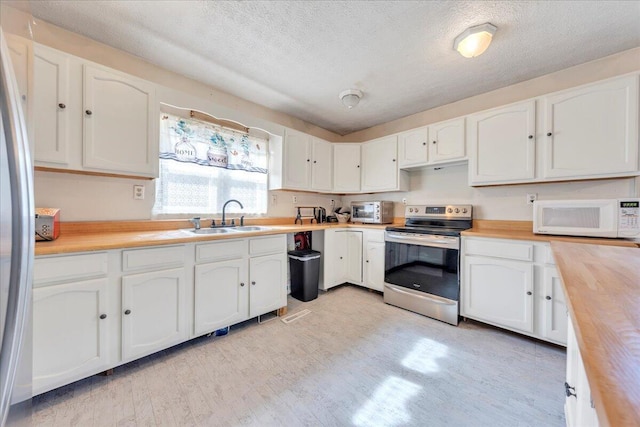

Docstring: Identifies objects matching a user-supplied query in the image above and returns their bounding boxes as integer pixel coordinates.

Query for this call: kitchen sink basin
[233,226,272,232]
[186,228,235,235]
[183,225,272,234]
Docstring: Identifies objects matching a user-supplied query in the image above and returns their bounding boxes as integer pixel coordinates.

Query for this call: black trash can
[288,249,321,302]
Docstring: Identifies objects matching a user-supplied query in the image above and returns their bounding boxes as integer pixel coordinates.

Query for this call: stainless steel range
[384,204,472,325]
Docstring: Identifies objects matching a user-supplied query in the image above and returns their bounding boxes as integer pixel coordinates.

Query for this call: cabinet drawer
[544,245,556,265]
[249,235,286,256]
[34,252,108,287]
[465,239,533,262]
[122,245,185,272]
[365,229,385,243]
[196,239,247,263]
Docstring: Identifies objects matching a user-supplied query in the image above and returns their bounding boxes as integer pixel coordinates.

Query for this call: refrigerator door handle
[0,28,34,426]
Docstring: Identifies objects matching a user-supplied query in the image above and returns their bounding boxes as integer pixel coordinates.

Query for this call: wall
[342,165,637,221]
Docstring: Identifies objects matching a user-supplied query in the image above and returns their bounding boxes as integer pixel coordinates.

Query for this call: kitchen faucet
[221,199,244,226]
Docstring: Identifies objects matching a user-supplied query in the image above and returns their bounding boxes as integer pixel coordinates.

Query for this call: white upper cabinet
[361,136,398,192]
[333,143,361,192]
[83,64,158,177]
[542,75,639,179]
[6,35,31,120]
[34,44,70,166]
[282,129,312,189]
[398,127,429,167]
[310,137,333,191]
[429,117,466,164]
[468,100,536,185]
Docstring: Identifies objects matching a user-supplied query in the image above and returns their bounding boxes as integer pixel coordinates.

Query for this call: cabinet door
[283,129,311,189]
[462,256,534,333]
[333,144,361,192]
[346,231,363,284]
[543,76,639,179]
[468,101,536,185]
[429,117,466,163]
[7,35,31,119]
[83,64,157,177]
[122,268,187,360]
[364,241,385,291]
[34,44,70,165]
[398,127,428,167]
[542,266,568,345]
[194,259,249,336]
[311,138,332,191]
[361,136,398,192]
[249,253,287,318]
[33,278,110,395]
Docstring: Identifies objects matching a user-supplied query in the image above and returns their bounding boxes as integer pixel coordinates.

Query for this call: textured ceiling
[28,1,640,135]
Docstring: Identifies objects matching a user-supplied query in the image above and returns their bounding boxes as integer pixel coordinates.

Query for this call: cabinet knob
[547,132,552,137]
[306,159,310,162]
[545,296,551,300]
[99,314,107,320]
[526,291,532,296]
[392,159,396,162]
[366,260,369,263]
[357,165,360,168]
[58,103,66,109]
[251,281,256,286]
[240,282,245,287]
[432,141,436,144]
[422,142,426,146]
[124,309,131,315]
[339,256,343,260]
[313,160,317,164]
[85,109,93,116]
[528,135,533,139]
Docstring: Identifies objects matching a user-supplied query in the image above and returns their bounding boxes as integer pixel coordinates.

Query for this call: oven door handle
[385,284,456,305]
[385,234,459,248]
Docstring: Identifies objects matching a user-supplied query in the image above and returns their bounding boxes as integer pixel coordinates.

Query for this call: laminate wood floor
[31,285,566,427]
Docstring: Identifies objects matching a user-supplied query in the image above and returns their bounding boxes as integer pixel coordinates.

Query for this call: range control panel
[405,204,472,219]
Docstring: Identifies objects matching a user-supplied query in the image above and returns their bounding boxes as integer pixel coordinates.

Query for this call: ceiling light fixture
[453,23,497,58]
[339,89,363,109]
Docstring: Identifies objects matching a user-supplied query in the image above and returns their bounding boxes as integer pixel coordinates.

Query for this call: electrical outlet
[271,194,277,205]
[402,198,407,205]
[292,195,298,204]
[527,193,537,205]
[133,185,145,200]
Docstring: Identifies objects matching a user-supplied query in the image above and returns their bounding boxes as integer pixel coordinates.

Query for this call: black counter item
[288,250,321,302]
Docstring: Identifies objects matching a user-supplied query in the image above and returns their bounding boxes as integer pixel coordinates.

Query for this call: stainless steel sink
[186,228,235,234]
[183,225,271,234]
[233,226,271,232]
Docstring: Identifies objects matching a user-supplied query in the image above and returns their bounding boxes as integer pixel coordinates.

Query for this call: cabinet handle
[240,282,245,287]
[528,135,533,139]
[564,382,576,398]
[546,132,552,137]
[124,309,131,315]
[251,281,256,286]
[526,291,532,296]
[545,296,551,300]
[99,314,107,320]
[58,103,66,109]
[85,109,93,116]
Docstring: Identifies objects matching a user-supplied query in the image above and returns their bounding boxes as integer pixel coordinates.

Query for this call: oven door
[384,233,460,301]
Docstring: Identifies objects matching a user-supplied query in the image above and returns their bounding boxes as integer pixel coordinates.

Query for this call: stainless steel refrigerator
[0,20,35,427]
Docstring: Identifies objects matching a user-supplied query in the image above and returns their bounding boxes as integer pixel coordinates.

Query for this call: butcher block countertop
[461,220,639,248]
[551,242,640,427]
[35,218,398,256]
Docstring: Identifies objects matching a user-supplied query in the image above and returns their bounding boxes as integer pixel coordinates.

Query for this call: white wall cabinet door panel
[542,266,568,345]
[361,136,398,192]
[346,231,363,284]
[122,268,187,360]
[364,241,385,291]
[543,76,639,179]
[463,256,534,333]
[311,138,333,191]
[429,117,466,163]
[34,45,70,165]
[398,127,429,167]
[283,129,312,189]
[83,65,157,177]
[33,278,110,395]
[333,144,361,192]
[468,101,536,185]
[194,259,249,336]
[249,253,286,318]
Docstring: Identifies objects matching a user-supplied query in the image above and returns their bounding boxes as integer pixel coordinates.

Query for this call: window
[153,112,269,216]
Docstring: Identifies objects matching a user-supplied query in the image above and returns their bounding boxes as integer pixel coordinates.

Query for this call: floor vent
[281,309,311,324]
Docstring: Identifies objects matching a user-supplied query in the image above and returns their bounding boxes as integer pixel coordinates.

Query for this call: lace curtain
[153,113,268,216]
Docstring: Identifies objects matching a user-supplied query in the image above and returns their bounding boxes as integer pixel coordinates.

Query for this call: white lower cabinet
[363,230,385,292]
[194,259,248,336]
[33,278,110,396]
[461,237,567,345]
[565,320,599,427]
[322,229,363,289]
[121,267,188,360]
[249,253,287,317]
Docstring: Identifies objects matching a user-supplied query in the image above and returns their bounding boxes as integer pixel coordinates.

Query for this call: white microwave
[533,199,640,238]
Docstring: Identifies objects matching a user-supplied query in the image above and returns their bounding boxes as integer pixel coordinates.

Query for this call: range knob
[454,208,460,213]
[447,208,453,213]
[409,208,414,213]
[462,208,468,213]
